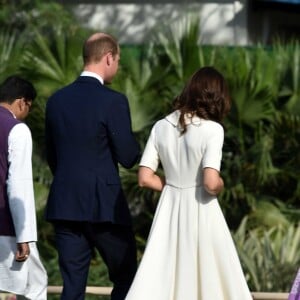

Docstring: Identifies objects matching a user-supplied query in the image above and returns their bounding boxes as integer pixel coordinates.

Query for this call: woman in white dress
[125,66,253,300]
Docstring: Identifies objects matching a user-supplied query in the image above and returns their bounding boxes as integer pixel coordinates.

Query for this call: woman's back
[151,110,224,188]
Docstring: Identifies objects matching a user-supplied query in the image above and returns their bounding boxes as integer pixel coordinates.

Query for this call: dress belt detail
[165,183,202,189]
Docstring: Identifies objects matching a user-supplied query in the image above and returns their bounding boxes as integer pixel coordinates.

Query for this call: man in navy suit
[45,32,140,300]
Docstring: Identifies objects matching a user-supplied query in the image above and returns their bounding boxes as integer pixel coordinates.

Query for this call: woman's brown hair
[173,66,231,134]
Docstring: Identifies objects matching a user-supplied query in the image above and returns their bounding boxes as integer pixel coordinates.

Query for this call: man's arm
[107,94,140,168]
[45,103,57,174]
[7,124,38,257]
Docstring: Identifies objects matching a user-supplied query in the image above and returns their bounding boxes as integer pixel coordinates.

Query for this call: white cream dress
[125,111,252,300]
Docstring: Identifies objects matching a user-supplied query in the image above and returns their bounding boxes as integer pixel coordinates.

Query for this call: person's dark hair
[0,75,36,104]
[173,66,231,134]
[83,33,119,66]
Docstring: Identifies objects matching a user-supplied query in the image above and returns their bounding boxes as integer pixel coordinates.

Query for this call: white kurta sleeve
[7,123,37,243]
[202,122,224,172]
[139,125,160,172]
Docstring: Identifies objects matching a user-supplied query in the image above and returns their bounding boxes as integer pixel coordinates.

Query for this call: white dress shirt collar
[80,71,104,85]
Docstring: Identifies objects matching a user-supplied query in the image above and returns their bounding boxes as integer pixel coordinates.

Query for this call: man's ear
[16,97,26,111]
[106,52,113,66]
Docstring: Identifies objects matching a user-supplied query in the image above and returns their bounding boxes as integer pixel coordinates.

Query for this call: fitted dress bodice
[141,110,223,189]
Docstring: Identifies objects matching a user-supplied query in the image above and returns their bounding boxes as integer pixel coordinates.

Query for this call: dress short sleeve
[139,125,160,172]
[202,122,224,171]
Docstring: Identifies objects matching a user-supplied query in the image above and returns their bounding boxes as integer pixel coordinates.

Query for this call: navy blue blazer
[45,76,140,225]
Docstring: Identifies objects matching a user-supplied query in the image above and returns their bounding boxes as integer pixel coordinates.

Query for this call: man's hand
[15,242,30,262]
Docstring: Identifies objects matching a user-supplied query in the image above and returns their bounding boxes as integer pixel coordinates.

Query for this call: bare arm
[203,167,224,195]
[138,166,165,192]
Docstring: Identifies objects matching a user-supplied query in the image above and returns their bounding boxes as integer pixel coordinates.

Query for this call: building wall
[62,1,249,45]
[60,0,300,45]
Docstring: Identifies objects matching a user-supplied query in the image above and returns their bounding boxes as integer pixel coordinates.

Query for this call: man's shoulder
[102,85,126,98]
[49,78,125,98]
[0,108,22,135]
[9,123,31,138]
[49,80,76,97]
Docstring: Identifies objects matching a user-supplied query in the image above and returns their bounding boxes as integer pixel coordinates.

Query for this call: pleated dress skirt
[125,185,253,300]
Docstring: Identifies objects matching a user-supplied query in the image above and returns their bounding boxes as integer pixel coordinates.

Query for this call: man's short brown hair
[82,33,119,66]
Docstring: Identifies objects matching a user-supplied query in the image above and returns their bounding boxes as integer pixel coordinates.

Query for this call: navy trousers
[53,221,137,300]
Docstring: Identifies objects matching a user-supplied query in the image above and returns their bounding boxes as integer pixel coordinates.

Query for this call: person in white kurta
[0,76,47,299]
[125,67,253,300]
